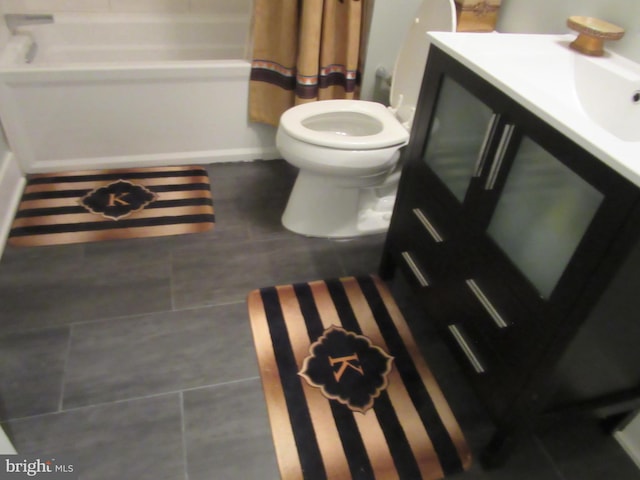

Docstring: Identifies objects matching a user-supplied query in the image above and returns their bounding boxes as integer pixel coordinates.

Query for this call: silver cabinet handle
[412,208,443,243]
[448,324,486,374]
[485,123,515,190]
[466,279,509,329]
[401,251,429,287]
[473,113,500,178]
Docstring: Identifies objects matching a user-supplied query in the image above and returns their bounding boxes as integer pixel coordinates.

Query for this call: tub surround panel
[109,0,188,13]
[0,14,278,172]
[1,0,251,15]
[1,0,110,13]
[0,151,24,259]
[0,68,278,172]
[14,14,250,63]
[189,0,251,15]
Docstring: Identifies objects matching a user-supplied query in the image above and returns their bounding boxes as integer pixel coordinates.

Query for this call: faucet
[5,14,54,35]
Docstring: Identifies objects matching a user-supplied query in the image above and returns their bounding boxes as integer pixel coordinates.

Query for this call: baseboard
[0,152,26,259]
[615,414,640,470]
[22,146,281,174]
[0,425,16,454]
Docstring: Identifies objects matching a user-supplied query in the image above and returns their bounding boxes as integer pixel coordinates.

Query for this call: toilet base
[282,171,396,238]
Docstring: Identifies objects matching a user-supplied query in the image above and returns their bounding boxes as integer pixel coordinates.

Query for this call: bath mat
[8,166,214,247]
[247,275,471,480]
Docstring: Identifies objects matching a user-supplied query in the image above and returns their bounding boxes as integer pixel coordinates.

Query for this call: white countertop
[428,32,640,187]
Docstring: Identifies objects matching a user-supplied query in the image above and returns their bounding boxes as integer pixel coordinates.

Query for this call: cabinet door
[466,121,638,361]
[486,134,603,300]
[389,74,502,285]
[420,75,498,209]
[385,71,499,285]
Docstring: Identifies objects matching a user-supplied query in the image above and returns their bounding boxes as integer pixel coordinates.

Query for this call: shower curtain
[249,0,365,126]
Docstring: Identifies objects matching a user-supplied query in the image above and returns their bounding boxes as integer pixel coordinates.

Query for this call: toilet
[277,0,456,238]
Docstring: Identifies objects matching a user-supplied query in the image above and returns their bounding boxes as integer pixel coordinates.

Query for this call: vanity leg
[480,430,518,469]
[378,250,396,280]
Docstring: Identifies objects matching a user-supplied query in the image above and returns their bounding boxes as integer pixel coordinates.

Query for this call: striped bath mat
[8,166,214,247]
[247,275,471,480]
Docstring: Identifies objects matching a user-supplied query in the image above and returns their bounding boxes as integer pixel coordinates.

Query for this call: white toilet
[277,0,456,238]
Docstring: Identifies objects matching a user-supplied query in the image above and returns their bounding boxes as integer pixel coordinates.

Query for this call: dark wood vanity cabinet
[380,46,640,463]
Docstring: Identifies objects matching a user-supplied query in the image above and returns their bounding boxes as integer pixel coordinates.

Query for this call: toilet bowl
[277,0,456,238]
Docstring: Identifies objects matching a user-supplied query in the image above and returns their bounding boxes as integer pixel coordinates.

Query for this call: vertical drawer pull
[412,208,444,243]
[466,279,509,329]
[448,324,486,374]
[401,251,430,287]
[473,113,500,177]
[485,123,515,190]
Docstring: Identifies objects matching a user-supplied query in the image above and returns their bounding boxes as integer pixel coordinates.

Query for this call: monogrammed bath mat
[8,166,214,247]
[247,275,471,480]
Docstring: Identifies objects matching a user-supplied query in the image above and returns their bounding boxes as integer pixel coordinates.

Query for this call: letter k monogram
[329,353,364,382]
[108,193,130,207]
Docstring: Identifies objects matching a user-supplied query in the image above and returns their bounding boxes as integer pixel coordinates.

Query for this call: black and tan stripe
[247,275,472,480]
[8,166,215,247]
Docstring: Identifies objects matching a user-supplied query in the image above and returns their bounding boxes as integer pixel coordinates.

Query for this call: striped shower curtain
[249,0,365,126]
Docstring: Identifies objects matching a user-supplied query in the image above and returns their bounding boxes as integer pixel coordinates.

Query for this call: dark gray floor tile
[2,394,185,480]
[332,233,387,276]
[244,195,294,240]
[0,243,84,267]
[0,327,69,420]
[207,160,296,241]
[63,303,258,408]
[537,419,640,480]
[171,235,344,308]
[184,378,279,480]
[207,159,296,202]
[457,427,564,480]
[0,241,172,334]
[1,159,638,480]
[209,198,253,241]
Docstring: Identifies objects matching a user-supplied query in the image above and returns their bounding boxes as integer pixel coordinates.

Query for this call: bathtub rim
[2,11,252,67]
[0,58,254,83]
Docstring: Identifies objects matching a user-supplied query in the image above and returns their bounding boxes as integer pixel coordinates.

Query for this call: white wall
[360,0,424,101]
[361,0,640,101]
[497,0,640,63]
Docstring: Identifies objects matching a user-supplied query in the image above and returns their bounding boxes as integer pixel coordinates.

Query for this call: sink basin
[574,52,640,142]
[426,32,640,187]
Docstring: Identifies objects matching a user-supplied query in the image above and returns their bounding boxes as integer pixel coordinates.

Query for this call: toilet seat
[279,99,409,150]
[276,0,456,238]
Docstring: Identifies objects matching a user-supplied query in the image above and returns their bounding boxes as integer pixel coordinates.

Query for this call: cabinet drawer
[440,320,523,416]
[391,184,462,282]
[419,276,543,372]
[456,277,544,371]
[394,184,452,244]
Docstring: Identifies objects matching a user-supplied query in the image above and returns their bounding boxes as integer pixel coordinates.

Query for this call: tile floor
[0,160,638,479]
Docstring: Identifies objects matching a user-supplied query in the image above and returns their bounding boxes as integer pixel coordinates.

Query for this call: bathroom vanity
[380,32,640,465]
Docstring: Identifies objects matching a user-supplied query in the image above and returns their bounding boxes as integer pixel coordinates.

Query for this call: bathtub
[0,13,278,173]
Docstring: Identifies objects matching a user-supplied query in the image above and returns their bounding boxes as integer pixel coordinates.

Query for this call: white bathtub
[0,13,277,173]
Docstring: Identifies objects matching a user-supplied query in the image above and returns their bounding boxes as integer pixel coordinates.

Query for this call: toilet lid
[0,4,10,51]
[389,0,456,126]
